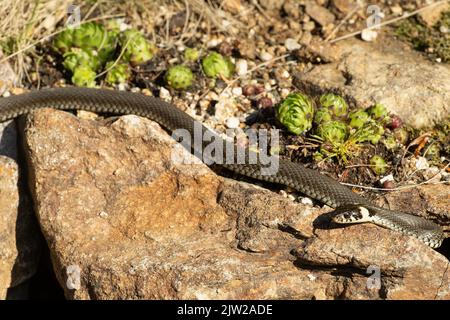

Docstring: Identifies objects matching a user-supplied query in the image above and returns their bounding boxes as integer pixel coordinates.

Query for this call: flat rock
[294,36,450,128]
[22,108,449,299]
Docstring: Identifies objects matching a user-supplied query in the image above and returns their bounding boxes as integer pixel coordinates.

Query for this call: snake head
[331,204,374,224]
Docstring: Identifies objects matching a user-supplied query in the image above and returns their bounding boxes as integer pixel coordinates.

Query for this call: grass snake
[0,87,445,248]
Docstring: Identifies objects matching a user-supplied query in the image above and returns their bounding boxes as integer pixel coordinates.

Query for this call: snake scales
[0,87,445,248]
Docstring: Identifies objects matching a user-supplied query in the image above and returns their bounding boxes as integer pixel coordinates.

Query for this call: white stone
[232,87,243,96]
[415,156,429,170]
[379,174,394,184]
[300,197,313,205]
[285,38,301,51]
[159,87,172,101]
[225,117,240,129]
[259,51,273,62]
[361,29,378,42]
[235,59,248,76]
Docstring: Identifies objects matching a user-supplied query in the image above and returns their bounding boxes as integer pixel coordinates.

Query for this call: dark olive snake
[0,87,445,248]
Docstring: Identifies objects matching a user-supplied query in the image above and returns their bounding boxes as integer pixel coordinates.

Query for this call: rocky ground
[0,0,449,299]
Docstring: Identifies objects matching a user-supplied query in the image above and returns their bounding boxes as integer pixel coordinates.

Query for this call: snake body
[0,87,444,248]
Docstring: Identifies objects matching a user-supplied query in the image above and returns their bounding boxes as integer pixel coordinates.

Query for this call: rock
[285,38,301,51]
[296,37,342,63]
[259,51,273,62]
[294,37,450,128]
[235,59,248,76]
[293,224,450,299]
[258,0,285,11]
[222,0,243,14]
[418,2,450,27]
[332,0,356,14]
[225,117,240,129]
[361,29,378,42]
[304,2,335,27]
[381,184,450,233]
[0,156,41,299]
[22,108,449,299]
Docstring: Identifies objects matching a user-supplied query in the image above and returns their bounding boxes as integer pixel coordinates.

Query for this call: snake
[0,87,445,248]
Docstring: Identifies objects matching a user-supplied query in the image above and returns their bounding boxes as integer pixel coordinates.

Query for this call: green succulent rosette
[120,29,155,65]
[165,65,194,90]
[370,155,387,175]
[71,66,96,88]
[348,110,369,129]
[105,62,131,85]
[316,120,348,144]
[201,52,235,79]
[276,93,314,135]
[319,93,348,118]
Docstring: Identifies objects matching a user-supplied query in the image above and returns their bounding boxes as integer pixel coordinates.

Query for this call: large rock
[294,36,450,128]
[0,57,41,299]
[0,156,41,299]
[22,108,449,299]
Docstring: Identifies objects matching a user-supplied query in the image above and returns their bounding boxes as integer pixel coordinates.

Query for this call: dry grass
[0,0,239,84]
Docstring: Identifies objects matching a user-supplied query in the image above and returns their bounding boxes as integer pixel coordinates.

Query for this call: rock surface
[22,108,449,299]
[0,156,41,299]
[294,36,450,128]
[0,59,41,299]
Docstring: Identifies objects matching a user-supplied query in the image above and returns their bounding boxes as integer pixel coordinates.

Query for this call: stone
[332,0,356,14]
[418,2,450,27]
[361,29,378,42]
[285,38,301,51]
[22,108,450,299]
[259,0,285,11]
[305,2,335,27]
[294,37,450,128]
[0,156,41,299]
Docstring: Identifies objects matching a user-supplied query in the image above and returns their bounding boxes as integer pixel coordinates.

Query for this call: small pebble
[235,59,248,76]
[285,38,301,51]
[382,180,395,189]
[225,117,240,129]
[99,211,109,218]
[259,51,273,62]
[415,156,429,170]
[361,29,378,42]
[300,197,313,205]
[440,26,449,33]
[159,87,172,101]
[379,174,394,184]
[232,87,243,96]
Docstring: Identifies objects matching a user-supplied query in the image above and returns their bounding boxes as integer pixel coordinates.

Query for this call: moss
[395,11,450,63]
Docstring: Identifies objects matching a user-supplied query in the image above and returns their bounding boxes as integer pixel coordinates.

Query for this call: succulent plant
[276,93,315,135]
[368,103,388,120]
[370,155,387,175]
[165,65,194,89]
[62,48,102,72]
[316,120,348,144]
[382,136,398,150]
[349,110,369,128]
[105,62,131,85]
[314,108,332,125]
[201,52,235,79]
[54,29,74,53]
[319,93,348,118]
[184,48,199,62]
[72,22,108,50]
[71,66,96,87]
[120,29,155,65]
